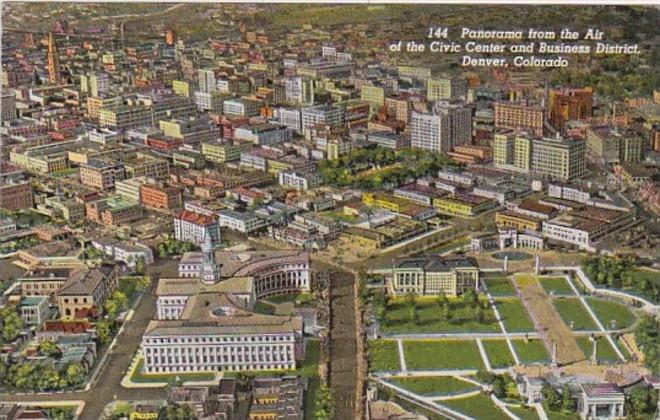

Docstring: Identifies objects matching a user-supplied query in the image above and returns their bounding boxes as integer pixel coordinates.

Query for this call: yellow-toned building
[201,142,241,163]
[172,80,190,97]
[87,96,121,120]
[392,256,479,297]
[326,138,352,161]
[360,85,386,110]
[432,193,496,218]
[362,192,403,213]
[495,210,541,231]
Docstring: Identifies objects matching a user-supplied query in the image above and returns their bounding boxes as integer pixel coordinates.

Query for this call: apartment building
[174,210,221,247]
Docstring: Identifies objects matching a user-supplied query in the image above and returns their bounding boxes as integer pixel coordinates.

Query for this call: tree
[560,384,575,412]
[159,403,197,420]
[441,303,452,322]
[36,364,61,391]
[96,319,113,344]
[404,292,416,308]
[475,305,485,323]
[0,306,23,343]
[136,276,152,293]
[491,376,506,398]
[64,362,86,387]
[105,291,129,319]
[462,289,478,308]
[542,384,561,411]
[437,291,448,307]
[627,386,651,417]
[407,304,416,323]
[135,256,147,275]
[38,340,62,358]
[314,386,335,420]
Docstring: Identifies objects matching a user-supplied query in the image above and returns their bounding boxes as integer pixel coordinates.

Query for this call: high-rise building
[1,93,17,124]
[494,101,544,136]
[285,77,314,105]
[47,32,61,85]
[410,102,472,153]
[494,133,586,181]
[198,69,217,94]
[548,87,593,132]
[427,77,467,101]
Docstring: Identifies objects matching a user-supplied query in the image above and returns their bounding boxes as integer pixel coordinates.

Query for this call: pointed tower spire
[47,32,61,85]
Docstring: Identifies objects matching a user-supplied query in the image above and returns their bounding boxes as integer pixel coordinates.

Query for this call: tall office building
[1,93,17,124]
[494,101,544,136]
[285,77,314,105]
[198,69,217,94]
[301,105,343,131]
[547,87,593,132]
[427,77,467,101]
[411,102,472,153]
[47,32,61,85]
[494,133,586,181]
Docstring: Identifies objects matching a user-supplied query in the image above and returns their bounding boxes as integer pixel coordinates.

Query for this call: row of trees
[475,370,515,399]
[318,147,460,190]
[374,288,488,326]
[542,383,576,413]
[635,315,659,375]
[314,385,335,420]
[583,256,659,303]
[1,360,86,391]
[156,236,196,258]
[0,306,23,343]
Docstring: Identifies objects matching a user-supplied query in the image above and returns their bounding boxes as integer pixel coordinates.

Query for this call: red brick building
[0,181,33,211]
[140,183,183,210]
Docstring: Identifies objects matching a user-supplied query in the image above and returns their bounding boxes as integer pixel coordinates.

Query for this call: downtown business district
[0,4,659,420]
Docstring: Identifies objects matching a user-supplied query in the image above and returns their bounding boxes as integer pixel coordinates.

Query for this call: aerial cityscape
[0,2,659,420]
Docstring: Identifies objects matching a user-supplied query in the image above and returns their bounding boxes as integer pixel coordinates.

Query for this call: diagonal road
[0,286,166,419]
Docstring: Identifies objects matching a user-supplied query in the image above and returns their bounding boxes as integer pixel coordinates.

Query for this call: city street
[0,266,171,419]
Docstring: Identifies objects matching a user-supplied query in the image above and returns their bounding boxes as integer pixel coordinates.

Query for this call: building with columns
[391,256,479,297]
[177,250,310,299]
[143,290,303,374]
[578,383,625,419]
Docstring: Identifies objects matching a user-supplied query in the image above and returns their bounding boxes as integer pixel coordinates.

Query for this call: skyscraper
[47,32,61,85]
[411,102,472,153]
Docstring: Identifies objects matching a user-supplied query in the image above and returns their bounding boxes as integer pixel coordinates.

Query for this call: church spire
[47,32,61,85]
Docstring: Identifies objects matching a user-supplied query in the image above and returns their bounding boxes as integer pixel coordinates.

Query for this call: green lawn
[512,340,550,364]
[484,275,516,296]
[441,393,510,420]
[509,405,541,420]
[265,292,315,306]
[495,299,535,332]
[539,277,576,296]
[130,359,215,383]
[300,340,320,420]
[553,298,598,331]
[545,409,580,420]
[482,340,516,368]
[388,376,478,397]
[379,298,500,334]
[575,336,621,363]
[585,298,637,330]
[253,301,276,315]
[403,340,484,370]
[369,340,400,372]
